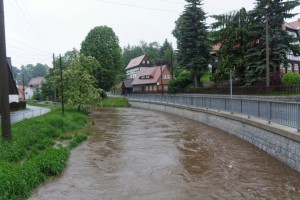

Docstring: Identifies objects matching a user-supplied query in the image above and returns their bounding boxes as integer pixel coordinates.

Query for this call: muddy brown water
[29,107,300,200]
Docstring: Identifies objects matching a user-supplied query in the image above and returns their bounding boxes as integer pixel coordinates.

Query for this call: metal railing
[128,94,300,131]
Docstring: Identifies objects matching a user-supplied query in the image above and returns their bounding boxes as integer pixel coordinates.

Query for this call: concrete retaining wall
[130,101,300,172]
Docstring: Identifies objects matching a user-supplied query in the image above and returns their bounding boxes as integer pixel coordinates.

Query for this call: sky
[3,0,300,68]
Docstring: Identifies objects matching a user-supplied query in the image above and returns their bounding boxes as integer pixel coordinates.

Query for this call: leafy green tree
[80,26,122,91]
[159,39,176,70]
[64,52,102,111]
[173,0,212,87]
[245,0,300,85]
[211,8,251,85]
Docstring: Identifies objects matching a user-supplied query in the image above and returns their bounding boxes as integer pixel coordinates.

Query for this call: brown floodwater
[29,107,300,200]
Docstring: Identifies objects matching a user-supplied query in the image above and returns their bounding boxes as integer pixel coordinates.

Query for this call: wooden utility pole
[53,53,57,103]
[0,0,12,141]
[59,54,64,114]
[22,74,25,100]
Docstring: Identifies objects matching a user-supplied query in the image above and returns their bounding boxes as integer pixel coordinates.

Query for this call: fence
[128,94,300,131]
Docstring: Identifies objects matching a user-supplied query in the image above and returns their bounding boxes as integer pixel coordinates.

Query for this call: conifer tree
[173,0,211,87]
[245,0,300,85]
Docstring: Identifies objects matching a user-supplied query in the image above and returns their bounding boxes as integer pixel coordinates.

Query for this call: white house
[25,87,34,100]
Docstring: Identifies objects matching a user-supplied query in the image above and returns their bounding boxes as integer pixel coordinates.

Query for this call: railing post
[268,101,271,124]
[297,103,300,132]
[247,100,250,119]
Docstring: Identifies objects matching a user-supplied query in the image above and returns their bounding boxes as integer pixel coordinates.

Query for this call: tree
[80,26,122,91]
[159,39,176,70]
[211,8,251,85]
[64,52,102,112]
[245,0,300,85]
[173,0,212,87]
[16,63,49,84]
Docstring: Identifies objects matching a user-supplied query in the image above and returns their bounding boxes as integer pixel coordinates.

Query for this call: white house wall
[9,95,19,103]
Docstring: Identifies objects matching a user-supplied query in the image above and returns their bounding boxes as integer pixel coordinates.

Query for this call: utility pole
[160,63,163,95]
[22,74,25,101]
[266,3,270,88]
[0,0,12,141]
[59,54,64,114]
[53,53,57,103]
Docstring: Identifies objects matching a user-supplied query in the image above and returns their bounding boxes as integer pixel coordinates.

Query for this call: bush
[281,73,300,86]
[168,70,193,93]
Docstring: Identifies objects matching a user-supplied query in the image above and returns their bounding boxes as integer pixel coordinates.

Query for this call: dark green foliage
[281,73,300,86]
[168,70,193,93]
[173,0,212,87]
[211,8,250,85]
[122,44,144,67]
[245,0,300,85]
[80,26,122,91]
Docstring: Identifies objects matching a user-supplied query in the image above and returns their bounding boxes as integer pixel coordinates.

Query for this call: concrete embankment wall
[129,101,300,172]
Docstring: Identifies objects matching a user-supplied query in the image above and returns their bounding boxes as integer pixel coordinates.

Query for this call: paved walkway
[1,105,51,124]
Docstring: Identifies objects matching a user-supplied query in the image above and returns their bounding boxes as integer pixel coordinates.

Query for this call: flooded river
[30,108,300,200]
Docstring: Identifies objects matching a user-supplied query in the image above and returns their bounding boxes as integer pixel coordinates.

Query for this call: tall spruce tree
[173,0,211,87]
[245,0,300,85]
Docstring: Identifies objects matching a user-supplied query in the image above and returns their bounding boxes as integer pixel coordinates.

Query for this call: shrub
[281,73,300,86]
[168,70,193,93]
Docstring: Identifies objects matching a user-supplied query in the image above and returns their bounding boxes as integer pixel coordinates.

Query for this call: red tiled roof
[284,19,300,30]
[28,77,45,87]
[132,65,167,86]
[125,55,147,70]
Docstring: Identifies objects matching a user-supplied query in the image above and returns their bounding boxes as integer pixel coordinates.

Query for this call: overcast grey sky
[3,0,300,68]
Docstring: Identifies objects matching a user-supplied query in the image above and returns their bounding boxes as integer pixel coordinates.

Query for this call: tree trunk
[78,104,81,112]
[193,73,198,88]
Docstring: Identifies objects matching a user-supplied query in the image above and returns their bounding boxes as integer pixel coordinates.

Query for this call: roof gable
[125,55,151,70]
[28,77,45,87]
[132,65,168,85]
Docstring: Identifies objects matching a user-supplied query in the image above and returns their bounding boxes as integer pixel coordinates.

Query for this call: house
[282,19,300,74]
[132,65,172,93]
[24,87,34,100]
[125,55,153,80]
[7,58,19,103]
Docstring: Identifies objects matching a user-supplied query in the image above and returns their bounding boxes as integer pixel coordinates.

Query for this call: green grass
[0,106,89,200]
[102,97,130,107]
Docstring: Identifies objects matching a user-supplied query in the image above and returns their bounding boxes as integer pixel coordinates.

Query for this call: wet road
[29,108,300,200]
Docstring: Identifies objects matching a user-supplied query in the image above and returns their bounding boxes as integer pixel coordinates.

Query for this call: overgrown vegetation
[0,106,89,200]
[102,97,130,107]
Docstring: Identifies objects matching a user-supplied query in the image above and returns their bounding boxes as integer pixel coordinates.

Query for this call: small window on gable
[147,60,150,64]
[142,61,145,64]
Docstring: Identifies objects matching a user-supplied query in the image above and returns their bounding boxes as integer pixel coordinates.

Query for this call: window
[149,85,153,91]
[153,85,157,91]
[145,86,149,91]
[142,61,145,64]
[147,60,150,64]
[295,64,299,71]
[288,63,292,71]
[214,57,219,62]
[163,75,167,79]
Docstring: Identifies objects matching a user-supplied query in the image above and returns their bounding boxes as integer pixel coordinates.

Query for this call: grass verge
[0,106,89,200]
[102,97,130,107]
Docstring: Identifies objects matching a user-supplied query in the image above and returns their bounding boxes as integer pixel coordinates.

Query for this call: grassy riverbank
[0,106,89,200]
[102,97,130,107]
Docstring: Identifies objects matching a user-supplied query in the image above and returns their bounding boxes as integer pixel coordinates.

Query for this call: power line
[7,36,52,54]
[93,0,179,13]
[10,0,51,52]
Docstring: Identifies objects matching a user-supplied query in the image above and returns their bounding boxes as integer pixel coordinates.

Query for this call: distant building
[132,65,172,93]
[25,77,45,100]
[125,55,153,80]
